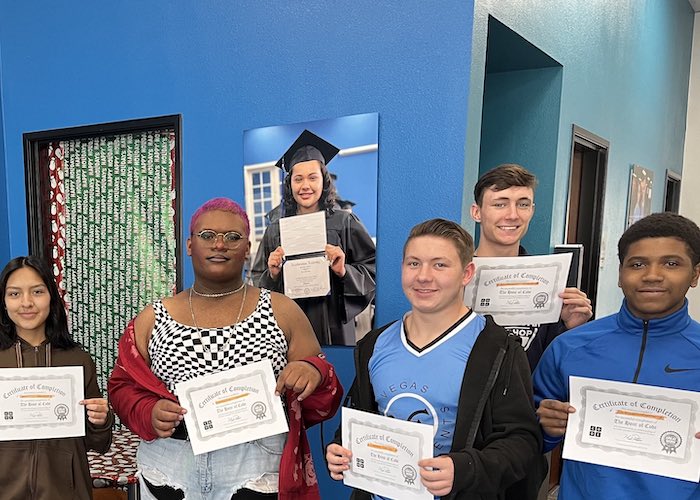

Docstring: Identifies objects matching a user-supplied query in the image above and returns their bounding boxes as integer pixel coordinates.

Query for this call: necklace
[191,281,245,298]
[188,285,247,353]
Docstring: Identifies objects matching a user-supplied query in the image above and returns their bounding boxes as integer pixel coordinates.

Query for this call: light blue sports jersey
[368,311,484,455]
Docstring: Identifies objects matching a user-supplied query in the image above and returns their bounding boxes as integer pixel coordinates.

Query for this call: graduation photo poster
[243,113,378,346]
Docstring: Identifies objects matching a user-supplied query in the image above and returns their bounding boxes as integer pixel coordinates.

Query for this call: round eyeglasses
[194,230,245,245]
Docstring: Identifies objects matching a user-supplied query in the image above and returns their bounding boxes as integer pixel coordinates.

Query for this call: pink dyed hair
[189,197,250,236]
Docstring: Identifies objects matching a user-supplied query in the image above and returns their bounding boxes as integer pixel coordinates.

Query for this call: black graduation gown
[251,209,376,345]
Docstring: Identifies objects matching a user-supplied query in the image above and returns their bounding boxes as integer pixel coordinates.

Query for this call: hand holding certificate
[176,359,288,455]
[340,407,434,500]
[464,253,572,326]
[0,366,85,441]
[563,376,700,482]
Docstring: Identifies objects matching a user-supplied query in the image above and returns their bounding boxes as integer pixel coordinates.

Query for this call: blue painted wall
[0,43,7,263]
[464,0,695,316]
[0,2,474,498]
[0,1,473,321]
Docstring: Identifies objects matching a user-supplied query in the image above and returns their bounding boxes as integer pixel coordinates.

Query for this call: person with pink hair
[109,197,342,500]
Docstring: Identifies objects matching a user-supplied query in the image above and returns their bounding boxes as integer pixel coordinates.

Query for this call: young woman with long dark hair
[0,256,112,499]
[251,131,376,346]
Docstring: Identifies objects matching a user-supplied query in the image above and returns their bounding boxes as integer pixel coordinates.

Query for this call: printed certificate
[176,359,288,455]
[464,253,571,325]
[342,407,433,500]
[283,256,331,299]
[0,366,85,441]
[564,376,700,482]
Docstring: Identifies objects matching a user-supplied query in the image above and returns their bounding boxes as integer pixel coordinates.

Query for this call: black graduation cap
[275,129,340,173]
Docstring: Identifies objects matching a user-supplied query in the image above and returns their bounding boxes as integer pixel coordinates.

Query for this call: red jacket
[108,321,343,500]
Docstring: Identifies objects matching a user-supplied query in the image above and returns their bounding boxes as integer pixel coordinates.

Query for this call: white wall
[681,13,700,318]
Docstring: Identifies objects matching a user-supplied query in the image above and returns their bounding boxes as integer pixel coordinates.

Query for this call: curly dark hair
[0,256,77,350]
[618,212,700,265]
[282,160,337,216]
[474,163,538,206]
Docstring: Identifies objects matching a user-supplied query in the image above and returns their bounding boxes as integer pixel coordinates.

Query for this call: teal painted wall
[464,0,695,316]
[479,66,563,254]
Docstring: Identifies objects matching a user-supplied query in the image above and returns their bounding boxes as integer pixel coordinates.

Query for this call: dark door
[664,170,681,213]
[566,126,609,313]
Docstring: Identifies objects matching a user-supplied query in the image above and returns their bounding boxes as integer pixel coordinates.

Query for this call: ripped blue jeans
[137,433,286,500]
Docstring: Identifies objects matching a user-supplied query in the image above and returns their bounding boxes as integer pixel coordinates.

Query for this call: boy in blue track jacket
[533,212,700,499]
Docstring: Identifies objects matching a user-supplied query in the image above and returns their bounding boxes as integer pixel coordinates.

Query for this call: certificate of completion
[176,359,288,455]
[0,366,85,441]
[564,376,700,482]
[464,253,571,326]
[279,211,331,299]
[342,407,433,500]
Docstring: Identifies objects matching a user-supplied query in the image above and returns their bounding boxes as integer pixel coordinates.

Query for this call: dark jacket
[0,339,113,500]
[334,316,544,500]
[503,245,567,372]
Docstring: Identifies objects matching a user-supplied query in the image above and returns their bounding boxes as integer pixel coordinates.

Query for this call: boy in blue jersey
[326,218,542,499]
[534,212,700,499]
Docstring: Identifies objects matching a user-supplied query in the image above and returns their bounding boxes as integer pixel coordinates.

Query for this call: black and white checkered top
[148,289,288,392]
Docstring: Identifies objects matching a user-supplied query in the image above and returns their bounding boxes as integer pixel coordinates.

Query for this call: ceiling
[690,0,700,13]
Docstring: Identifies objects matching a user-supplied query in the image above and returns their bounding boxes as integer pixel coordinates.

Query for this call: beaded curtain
[47,131,177,393]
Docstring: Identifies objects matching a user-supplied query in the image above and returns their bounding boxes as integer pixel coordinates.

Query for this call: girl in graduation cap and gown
[251,130,376,346]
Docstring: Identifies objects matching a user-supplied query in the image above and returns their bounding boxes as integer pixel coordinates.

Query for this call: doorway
[478,15,563,254]
[664,169,681,213]
[566,125,608,313]
[23,115,183,395]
